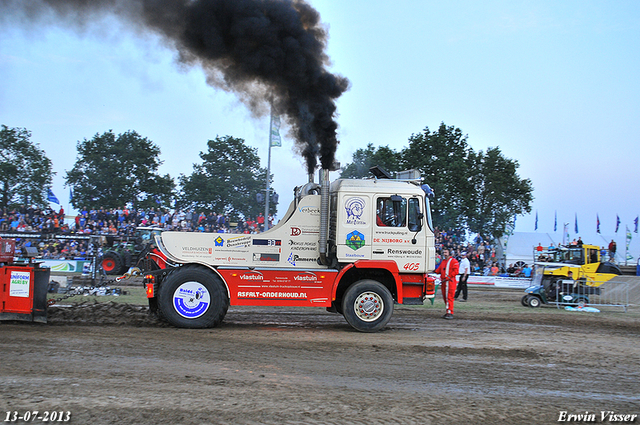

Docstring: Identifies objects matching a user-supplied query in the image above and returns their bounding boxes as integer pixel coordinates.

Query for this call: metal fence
[549,277,639,312]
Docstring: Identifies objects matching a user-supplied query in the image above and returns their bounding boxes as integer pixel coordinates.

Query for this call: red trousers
[441,277,457,314]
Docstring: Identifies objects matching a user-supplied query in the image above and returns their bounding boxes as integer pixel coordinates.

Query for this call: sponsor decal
[375,229,409,236]
[373,238,406,243]
[173,282,210,319]
[237,291,308,299]
[288,240,316,246]
[294,273,318,282]
[290,226,319,236]
[253,253,280,262]
[297,205,320,216]
[287,252,319,266]
[288,240,318,252]
[216,256,248,262]
[345,253,365,258]
[182,246,212,254]
[388,248,423,255]
[239,272,264,281]
[253,239,281,246]
[214,236,224,246]
[9,271,30,297]
[227,235,252,248]
[345,197,366,226]
[346,230,365,251]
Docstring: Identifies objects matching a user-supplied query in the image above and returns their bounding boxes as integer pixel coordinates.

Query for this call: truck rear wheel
[342,279,394,333]
[158,265,229,328]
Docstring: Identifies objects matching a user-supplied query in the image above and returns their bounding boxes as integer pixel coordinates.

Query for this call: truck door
[336,193,373,261]
[371,195,428,273]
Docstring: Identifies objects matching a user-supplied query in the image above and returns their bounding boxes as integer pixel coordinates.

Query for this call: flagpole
[264,106,273,232]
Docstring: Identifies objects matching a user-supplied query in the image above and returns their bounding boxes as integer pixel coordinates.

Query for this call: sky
[1,0,639,258]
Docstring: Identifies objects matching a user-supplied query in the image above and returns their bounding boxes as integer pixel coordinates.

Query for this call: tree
[466,147,533,239]
[400,123,473,230]
[0,125,54,209]
[340,143,402,179]
[178,135,276,219]
[65,130,174,210]
[339,122,534,238]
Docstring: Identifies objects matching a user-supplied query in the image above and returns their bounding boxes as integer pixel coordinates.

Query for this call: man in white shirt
[455,252,471,302]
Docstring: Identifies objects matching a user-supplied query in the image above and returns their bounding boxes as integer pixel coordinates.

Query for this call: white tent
[496,232,555,267]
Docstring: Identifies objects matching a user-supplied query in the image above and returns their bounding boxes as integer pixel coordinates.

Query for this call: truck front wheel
[158,265,229,328]
[342,280,394,333]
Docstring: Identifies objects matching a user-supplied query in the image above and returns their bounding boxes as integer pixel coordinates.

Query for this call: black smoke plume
[1,0,349,174]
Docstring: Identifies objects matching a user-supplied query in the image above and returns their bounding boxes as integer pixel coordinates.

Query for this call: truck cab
[330,178,435,273]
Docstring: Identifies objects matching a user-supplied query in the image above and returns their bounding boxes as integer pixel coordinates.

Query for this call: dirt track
[2,290,639,425]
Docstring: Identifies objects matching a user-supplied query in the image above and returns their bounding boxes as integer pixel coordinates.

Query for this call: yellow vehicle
[534,244,621,287]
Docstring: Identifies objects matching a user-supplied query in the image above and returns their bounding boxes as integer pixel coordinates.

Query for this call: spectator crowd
[434,227,533,277]
[0,205,275,261]
[2,205,536,277]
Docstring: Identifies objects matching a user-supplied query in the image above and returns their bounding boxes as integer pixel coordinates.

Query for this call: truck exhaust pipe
[319,168,330,266]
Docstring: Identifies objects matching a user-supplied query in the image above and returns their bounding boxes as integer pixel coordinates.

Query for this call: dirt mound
[47,302,168,327]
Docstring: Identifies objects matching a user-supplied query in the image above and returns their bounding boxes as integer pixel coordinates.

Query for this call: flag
[596,214,601,234]
[69,187,73,203]
[615,215,620,233]
[554,210,557,232]
[635,216,638,233]
[574,213,578,234]
[47,189,59,204]
[626,226,633,261]
[534,210,538,231]
[270,110,281,147]
[505,215,516,236]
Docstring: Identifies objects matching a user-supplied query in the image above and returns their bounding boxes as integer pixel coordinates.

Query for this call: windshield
[424,197,434,231]
[542,247,584,265]
[531,265,545,286]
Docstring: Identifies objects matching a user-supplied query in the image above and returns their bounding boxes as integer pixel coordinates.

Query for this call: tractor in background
[100,227,164,275]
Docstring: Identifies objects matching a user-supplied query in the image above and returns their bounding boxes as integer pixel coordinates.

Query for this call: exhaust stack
[318,169,330,266]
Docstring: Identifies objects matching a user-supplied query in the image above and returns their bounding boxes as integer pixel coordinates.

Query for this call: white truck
[144,169,437,332]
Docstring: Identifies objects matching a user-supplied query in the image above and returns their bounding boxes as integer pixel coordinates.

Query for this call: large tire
[342,279,394,333]
[158,265,229,329]
[101,251,123,275]
[120,250,133,274]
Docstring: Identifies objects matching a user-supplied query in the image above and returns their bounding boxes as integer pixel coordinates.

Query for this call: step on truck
[144,168,437,332]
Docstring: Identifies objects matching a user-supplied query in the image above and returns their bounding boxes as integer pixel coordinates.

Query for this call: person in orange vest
[435,248,459,319]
